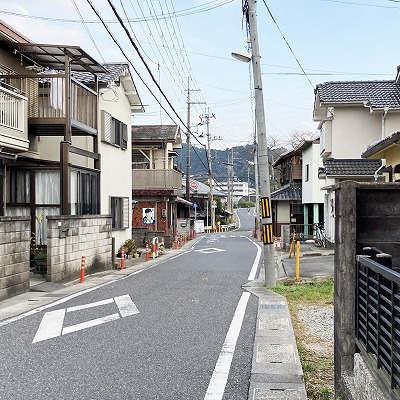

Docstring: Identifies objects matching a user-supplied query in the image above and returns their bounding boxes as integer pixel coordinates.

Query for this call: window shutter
[102,110,112,143]
[121,123,128,150]
[123,197,129,228]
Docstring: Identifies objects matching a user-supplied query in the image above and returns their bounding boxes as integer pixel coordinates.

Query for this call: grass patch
[272,277,335,400]
[273,277,334,305]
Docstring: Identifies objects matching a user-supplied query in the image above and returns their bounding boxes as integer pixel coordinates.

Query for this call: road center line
[204,292,251,400]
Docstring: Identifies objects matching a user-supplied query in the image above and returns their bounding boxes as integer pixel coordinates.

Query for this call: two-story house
[313,76,400,242]
[270,145,303,236]
[271,138,324,239]
[0,20,143,256]
[131,125,187,244]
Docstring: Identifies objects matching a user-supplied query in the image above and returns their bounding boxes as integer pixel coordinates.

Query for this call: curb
[244,268,307,400]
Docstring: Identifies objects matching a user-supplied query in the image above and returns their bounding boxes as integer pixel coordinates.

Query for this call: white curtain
[35,207,60,245]
[5,207,30,217]
[70,170,78,215]
[49,71,64,111]
[36,170,60,205]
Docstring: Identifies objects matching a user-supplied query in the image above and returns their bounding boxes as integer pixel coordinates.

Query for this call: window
[70,169,100,215]
[102,110,128,149]
[305,164,309,182]
[7,170,29,203]
[132,151,150,169]
[110,197,129,229]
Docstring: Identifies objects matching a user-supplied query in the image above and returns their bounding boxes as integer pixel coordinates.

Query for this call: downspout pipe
[374,158,386,182]
[382,107,389,139]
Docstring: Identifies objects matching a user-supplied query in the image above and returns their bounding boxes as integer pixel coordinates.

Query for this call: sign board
[211,200,217,208]
[194,219,205,233]
[190,180,199,190]
[193,202,198,209]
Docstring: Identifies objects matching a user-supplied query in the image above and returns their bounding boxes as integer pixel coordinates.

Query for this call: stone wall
[47,215,113,282]
[0,216,30,301]
[334,181,400,400]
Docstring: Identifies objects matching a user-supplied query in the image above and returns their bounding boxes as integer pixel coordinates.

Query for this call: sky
[2,0,400,152]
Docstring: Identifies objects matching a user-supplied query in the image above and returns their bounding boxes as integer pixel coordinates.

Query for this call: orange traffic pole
[145,242,149,262]
[120,248,125,270]
[80,255,86,283]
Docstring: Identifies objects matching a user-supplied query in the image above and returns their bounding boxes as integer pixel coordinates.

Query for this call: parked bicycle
[314,222,327,247]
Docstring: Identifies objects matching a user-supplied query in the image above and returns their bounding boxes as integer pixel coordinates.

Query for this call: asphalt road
[0,211,261,400]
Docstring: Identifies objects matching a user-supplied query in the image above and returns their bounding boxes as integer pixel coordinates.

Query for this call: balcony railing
[0,84,28,151]
[1,75,97,133]
[28,77,97,130]
[132,169,183,190]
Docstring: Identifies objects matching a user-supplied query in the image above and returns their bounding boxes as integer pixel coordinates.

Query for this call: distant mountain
[176,144,286,190]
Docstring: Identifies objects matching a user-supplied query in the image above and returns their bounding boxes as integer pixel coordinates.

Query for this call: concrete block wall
[47,215,113,282]
[0,216,30,301]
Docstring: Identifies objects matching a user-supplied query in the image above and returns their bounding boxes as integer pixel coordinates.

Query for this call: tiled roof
[362,131,400,158]
[132,125,180,142]
[316,80,400,109]
[320,158,382,176]
[271,183,302,201]
[71,63,130,85]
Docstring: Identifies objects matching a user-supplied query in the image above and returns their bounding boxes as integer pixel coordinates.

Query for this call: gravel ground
[298,305,334,356]
[298,305,334,340]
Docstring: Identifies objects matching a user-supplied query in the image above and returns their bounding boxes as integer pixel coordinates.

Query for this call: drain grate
[260,303,286,310]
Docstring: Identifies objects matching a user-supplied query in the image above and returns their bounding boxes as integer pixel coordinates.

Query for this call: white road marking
[204,292,251,400]
[32,294,139,343]
[62,313,120,335]
[32,309,66,344]
[114,294,140,317]
[195,248,226,254]
[67,298,114,313]
[246,238,262,281]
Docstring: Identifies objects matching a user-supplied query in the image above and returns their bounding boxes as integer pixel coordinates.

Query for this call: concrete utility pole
[200,110,216,228]
[240,0,276,287]
[185,79,204,206]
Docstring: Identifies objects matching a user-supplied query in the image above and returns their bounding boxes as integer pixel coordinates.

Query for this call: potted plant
[119,238,138,257]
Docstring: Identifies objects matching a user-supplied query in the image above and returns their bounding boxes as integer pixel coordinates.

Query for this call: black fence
[356,250,400,389]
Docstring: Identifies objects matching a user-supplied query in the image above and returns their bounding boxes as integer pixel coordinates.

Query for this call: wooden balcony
[0,84,29,152]
[27,76,97,136]
[1,74,97,137]
[132,169,183,191]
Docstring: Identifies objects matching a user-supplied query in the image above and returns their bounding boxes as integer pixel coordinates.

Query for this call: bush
[121,239,137,255]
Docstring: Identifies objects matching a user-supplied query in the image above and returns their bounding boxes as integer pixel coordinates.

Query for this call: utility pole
[199,109,216,229]
[243,0,276,287]
[185,79,204,206]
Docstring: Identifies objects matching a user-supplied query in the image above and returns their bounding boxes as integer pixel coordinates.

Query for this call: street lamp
[231,0,276,287]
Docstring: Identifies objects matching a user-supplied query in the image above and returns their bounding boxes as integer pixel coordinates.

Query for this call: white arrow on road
[33,294,139,344]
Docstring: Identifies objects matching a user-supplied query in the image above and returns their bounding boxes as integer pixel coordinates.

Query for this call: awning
[176,196,193,206]
[0,151,17,160]
[3,42,107,73]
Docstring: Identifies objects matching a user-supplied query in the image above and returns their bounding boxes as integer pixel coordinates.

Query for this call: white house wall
[38,136,94,168]
[330,107,381,158]
[99,83,133,249]
[302,143,324,204]
[277,202,290,224]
